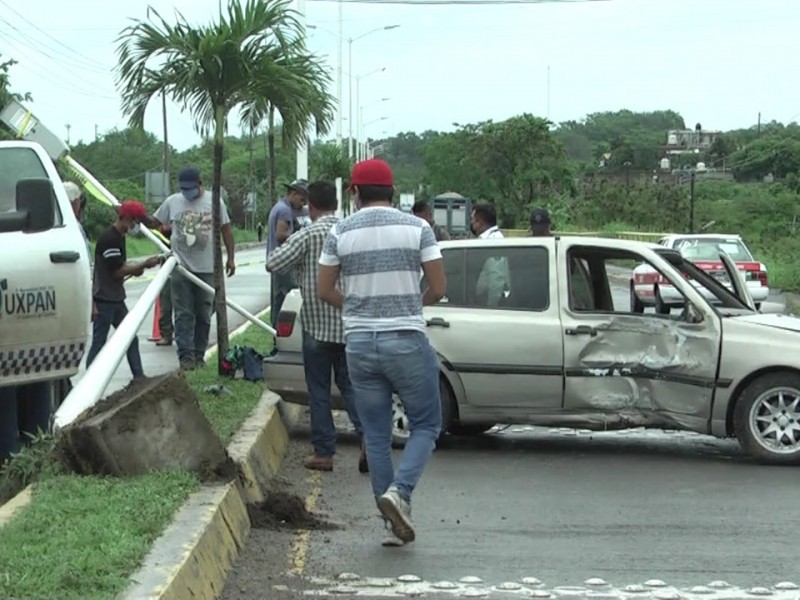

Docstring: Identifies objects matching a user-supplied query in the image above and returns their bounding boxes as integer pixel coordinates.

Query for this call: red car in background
[631,234,769,314]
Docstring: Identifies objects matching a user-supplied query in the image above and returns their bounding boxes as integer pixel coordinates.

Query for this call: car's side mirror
[16,178,55,232]
[682,301,704,324]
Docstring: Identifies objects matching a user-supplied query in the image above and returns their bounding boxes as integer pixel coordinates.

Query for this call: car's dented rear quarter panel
[710,316,800,437]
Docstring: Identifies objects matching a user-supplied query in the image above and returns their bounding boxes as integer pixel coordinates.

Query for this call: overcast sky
[0,0,796,152]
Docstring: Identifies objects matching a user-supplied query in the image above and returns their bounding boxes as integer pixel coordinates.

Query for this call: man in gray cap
[267,179,308,327]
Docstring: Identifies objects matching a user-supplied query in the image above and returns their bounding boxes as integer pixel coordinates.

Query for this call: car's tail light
[276,311,296,337]
[757,271,768,286]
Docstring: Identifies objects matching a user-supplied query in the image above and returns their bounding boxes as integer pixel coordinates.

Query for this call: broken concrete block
[59,372,230,478]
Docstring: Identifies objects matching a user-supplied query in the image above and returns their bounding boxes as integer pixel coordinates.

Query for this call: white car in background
[631,234,769,314]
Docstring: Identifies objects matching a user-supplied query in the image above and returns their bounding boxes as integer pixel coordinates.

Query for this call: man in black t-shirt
[85,201,161,378]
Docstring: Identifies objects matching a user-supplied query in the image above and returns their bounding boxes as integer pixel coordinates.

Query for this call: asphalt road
[72,246,271,396]
[223,423,796,600]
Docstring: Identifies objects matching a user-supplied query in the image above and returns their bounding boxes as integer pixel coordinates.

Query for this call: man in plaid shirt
[267,181,366,473]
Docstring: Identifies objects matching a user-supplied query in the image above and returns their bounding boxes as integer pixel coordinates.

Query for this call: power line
[309,0,606,4]
[0,0,108,71]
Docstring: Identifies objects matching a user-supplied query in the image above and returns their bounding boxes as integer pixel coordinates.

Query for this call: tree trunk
[267,105,276,207]
[212,106,231,374]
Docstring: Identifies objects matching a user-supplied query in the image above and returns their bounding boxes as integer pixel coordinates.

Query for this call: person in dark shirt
[412,200,451,241]
[85,201,161,379]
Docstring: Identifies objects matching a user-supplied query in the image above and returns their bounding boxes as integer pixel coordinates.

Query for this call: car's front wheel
[733,371,800,465]
[390,376,454,448]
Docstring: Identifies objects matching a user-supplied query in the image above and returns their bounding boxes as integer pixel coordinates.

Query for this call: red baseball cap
[348,159,394,191]
[119,200,148,221]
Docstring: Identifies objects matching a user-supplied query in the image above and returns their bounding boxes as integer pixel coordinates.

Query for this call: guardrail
[501,229,667,242]
[54,256,179,429]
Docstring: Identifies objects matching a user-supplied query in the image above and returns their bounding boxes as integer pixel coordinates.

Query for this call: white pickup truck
[0,140,92,451]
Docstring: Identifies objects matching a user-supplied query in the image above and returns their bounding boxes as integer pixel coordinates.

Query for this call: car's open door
[719,250,756,311]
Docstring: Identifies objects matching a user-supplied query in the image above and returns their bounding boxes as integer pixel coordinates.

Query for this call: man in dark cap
[267,179,308,327]
[530,207,552,237]
[153,166,237,370]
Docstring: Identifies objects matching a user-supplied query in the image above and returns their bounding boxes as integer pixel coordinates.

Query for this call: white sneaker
[377,486,415,543]
[382,520,405,547]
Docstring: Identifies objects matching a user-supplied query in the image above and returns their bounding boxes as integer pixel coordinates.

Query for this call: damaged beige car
[267,235,800,465]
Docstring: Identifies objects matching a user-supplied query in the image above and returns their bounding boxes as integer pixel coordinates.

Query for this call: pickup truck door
[556,239,723,431]
[423,238,564,411]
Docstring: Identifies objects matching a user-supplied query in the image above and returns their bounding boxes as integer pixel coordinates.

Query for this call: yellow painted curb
[0,484,34,528]
[228,394,289,504]
[121,390,296,600]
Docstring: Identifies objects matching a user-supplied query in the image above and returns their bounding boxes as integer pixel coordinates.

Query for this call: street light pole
[336,0,343,147]
[348,38,354,159]
[296,0,308,180]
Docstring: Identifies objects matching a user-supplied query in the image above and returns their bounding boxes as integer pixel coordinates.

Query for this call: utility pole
[94,124,98,142]
[546,65,550,121]
[161,92,170,195]
[295,0,309,180]
[689,170,696,234]
[348,37,354,159]
[65,123,71,144]
[757,111,761,136]
[336,0,343,148]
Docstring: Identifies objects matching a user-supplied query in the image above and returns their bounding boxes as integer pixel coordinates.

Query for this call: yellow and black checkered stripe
[0,342,86,378]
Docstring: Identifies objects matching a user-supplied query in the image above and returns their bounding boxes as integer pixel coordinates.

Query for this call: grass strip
[0,314,272,600]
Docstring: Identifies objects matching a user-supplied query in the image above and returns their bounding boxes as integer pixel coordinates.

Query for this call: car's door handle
[50,251,80,264]
[426,317,450,328]
[565,325,598,337]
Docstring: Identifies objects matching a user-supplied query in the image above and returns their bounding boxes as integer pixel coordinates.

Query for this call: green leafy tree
[309,141,350,182]
[115,0,332,371]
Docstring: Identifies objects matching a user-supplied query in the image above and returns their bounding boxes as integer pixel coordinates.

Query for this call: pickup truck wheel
[629,282,644,313]
[733,372,800,465]
[391,376,454,448]
[654,286,670,315]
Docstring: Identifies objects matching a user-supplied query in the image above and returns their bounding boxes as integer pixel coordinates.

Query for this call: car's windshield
[673,237,753,261]
[0,146,49,213]
[655,247,752,311]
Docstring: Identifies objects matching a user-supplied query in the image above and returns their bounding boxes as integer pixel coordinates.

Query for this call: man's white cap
[63,181,82,202]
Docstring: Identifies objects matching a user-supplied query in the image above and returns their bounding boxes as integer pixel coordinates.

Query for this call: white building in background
[664,128,722,155]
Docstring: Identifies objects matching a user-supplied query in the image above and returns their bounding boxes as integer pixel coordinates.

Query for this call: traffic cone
[148,296,162,342]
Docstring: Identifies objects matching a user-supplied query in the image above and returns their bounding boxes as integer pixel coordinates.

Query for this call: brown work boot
[304,454,333,471]
[358,444,369,474]
[156,335,173,346]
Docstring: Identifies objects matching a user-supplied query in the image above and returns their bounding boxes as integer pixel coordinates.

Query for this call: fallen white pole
[54,256,178,430]
[64,157,276,336]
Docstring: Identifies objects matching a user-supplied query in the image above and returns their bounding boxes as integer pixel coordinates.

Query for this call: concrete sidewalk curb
[120,391,303,600]
[0,484,34,527]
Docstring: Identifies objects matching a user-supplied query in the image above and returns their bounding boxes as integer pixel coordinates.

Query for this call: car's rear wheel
[733,371,800,465]
[391,376,454,448]
[630,281,644,313]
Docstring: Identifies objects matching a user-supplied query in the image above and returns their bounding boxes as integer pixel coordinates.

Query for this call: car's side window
[460,246,549,311]
[567,246,686,317]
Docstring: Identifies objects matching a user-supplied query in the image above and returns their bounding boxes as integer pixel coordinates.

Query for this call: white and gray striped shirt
[319,206,442,335]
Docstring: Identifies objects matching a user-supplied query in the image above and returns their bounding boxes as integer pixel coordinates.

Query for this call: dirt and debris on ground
[248,490,339,531]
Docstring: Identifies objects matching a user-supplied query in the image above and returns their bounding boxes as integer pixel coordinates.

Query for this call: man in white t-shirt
[317,159,447,547]
[152,166,236,370]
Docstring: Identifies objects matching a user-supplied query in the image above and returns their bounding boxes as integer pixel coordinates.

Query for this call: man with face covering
[153,166,236,371]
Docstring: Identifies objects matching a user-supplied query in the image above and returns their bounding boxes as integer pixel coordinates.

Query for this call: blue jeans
[270,271,296,329]
[0,382,52,463]
[302,331,363,457]
[345,330,442,502]
[171,270,215,363]
[86,300,144,377]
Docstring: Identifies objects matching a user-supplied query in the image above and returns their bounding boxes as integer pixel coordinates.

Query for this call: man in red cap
[84,200,162,379]
[317,159,447,547]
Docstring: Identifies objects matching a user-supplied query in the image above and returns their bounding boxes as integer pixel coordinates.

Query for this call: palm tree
[240,39,335,206]
[115,0,332,373]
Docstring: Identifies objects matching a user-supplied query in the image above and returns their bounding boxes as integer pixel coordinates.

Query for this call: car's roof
[666,233,744,240]
[439,235,662,251]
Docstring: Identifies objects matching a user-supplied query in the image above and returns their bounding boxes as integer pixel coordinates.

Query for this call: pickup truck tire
[390,375,454,448]
[733,371,800,465]
[629,282,644,313]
